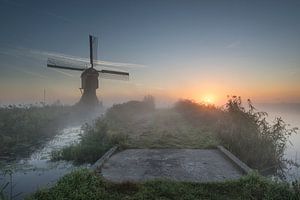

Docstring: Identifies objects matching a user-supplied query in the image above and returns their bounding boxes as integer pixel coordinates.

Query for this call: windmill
[47,35,129,107]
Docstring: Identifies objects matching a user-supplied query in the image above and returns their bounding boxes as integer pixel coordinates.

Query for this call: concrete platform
[101,149,244,183]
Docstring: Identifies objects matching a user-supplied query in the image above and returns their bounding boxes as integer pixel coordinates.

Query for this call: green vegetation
[53,96,219,164]
[0,181,9,200]
[51,121,124,164]
[174,97,298,174]
[54,95,297,176]
[0,104,72,159]
[38,96,300,199]
[0,169,21,200]
[105,104,218,149]
[217,97,298,174]
[28,169,300,200]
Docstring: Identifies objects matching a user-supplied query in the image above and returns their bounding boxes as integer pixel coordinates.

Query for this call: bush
[51,120,125,164]
[28,170,300,200]
[0,105,72,158]
[174,99,222,127]
[106,97,155,124]
[217,96,298,174]
[174,97,298,176]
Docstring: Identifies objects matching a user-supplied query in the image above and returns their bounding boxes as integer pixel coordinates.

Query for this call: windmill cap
[81,68,99,77]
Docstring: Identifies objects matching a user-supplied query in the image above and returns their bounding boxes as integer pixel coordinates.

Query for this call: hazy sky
[0,0,299,106]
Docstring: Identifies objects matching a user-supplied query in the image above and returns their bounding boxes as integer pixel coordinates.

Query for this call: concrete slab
[101,149,244,183]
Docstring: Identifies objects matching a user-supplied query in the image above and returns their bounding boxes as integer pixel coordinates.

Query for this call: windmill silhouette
[47,35,129,107]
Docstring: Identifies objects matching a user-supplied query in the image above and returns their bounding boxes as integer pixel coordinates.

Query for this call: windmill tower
[47,35,129,107]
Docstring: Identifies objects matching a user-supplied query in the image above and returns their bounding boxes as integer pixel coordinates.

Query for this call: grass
[37,96,300,199]
[27,169,300,200]
[107,108,219,149]
[0,182,9,200]
[0,104,73,159]
[51,121,122,164]
[219,97,298,174]
[101,96,219,149]
[53,98,219,164]
[53,96,298,176]
[175,97,298,175]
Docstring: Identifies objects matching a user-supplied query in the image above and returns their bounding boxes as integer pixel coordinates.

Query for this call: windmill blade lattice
[46,35,130,107]
[47,57,87,71]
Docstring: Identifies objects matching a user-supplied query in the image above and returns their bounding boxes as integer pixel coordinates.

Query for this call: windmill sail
[46,35,130,107]
[47,57,129,80]
[99,69,129,80]
[89,35,98,68]
[92,36,98,62]
[47,57,86,71]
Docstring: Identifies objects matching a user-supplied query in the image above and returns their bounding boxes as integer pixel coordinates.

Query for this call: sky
[0,0,299,106]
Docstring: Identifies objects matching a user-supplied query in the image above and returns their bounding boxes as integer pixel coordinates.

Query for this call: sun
[201,95,215,105]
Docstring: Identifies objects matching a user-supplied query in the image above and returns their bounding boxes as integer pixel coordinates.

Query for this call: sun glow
[201,95,215,105]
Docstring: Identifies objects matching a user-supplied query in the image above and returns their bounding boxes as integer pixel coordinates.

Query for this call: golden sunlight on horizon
[201,94,215,105]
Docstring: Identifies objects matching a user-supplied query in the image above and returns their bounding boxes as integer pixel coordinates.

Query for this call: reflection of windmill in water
[47,35,129,107]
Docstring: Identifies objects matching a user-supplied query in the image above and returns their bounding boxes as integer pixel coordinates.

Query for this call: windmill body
[79,67,99,106]
[47,35,129,107]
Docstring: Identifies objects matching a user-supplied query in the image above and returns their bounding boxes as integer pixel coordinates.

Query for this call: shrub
[217,96,298,174]
[106,97,155,124]
[28,170,300,200]
[174,99,222,127]
[174,97,298,176]
[51,120,125,164]
[0,105,72,158]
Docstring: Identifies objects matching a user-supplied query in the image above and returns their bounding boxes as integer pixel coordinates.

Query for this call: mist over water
[0,107,105,199]
[0,126,86,200]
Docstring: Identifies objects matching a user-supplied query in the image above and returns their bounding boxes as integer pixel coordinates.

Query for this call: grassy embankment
[51,96,219,164]
[28,169,300,200]
[46,96,299,199]
[175,97,298,174]
[0,104,73,160]
[52,96,297,173]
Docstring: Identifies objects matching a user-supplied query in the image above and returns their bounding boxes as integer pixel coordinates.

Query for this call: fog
[257,103,300,158]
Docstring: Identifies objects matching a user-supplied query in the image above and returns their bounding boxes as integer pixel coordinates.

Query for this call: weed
[0,104,72,159]
[28,169,300,200]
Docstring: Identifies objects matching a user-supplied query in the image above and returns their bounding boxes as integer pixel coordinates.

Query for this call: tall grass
[0,169,22,200]
[0,104,72,159]
[0,181,9,200]
[52,95,298,176]
[28,169,300,200]
[174,97,298,176]
[51,120,126,164]
[104,96,219,149]
[51,97,156,164]
[174,99,222,127]
[217,96,298,175]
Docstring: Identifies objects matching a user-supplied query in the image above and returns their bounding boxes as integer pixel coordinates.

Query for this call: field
[107,108,219,149]
[51,97,219,164]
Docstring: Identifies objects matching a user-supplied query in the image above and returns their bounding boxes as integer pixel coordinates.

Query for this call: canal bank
[0,126,88,200]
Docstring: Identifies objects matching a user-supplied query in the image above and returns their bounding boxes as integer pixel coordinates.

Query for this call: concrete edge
[217,145,252,174]
[90,146,118,172]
